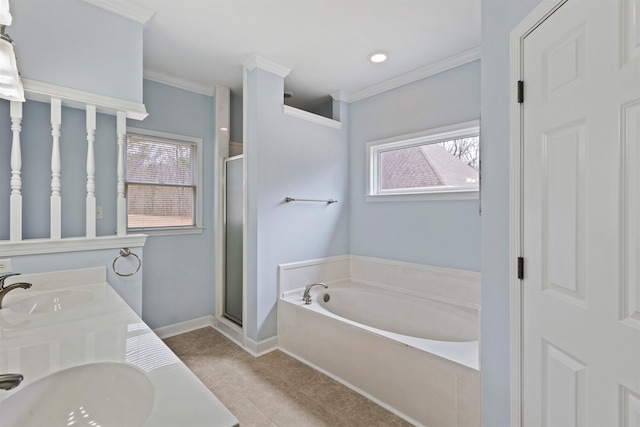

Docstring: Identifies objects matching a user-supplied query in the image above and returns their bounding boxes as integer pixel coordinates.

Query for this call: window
[125,127,203,234]
[367,120,479,200]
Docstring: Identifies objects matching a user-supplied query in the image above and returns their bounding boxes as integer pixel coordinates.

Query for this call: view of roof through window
[380,137,479,191]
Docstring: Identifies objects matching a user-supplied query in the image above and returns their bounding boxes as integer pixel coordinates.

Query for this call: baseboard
[212,317,245,348]
[153,315,214,339]
[245,335,278,357]
[212,320,278,357]
[153,315,277,359]
[211,324,277,357]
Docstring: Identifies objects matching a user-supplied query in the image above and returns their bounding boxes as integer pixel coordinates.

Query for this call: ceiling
[128,0,481,110]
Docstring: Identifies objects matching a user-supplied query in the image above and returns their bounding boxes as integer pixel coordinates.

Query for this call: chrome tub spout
[0,373,23,391]
[302,283,328,305]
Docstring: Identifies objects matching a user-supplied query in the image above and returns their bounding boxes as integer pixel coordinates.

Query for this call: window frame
[125,127,204,236]
[366,120,480,202]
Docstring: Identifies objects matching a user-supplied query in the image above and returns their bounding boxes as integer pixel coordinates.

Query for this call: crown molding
[244,54,292,78]
[22,79,148,120]
[346,46,481,103]
[81,0,156,27]
[330,90,348,102]
[143,69,215,97]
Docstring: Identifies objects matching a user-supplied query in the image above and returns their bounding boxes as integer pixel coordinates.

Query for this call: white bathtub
[319,285,478,341]
[278,281,481,427]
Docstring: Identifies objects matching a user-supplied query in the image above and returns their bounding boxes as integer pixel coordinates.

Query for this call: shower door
[224,155,243,325]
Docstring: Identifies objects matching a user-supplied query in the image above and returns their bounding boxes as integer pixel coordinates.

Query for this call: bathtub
[278,281,481,427]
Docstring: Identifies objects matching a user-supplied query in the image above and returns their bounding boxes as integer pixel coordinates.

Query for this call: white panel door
[522,0,640,425]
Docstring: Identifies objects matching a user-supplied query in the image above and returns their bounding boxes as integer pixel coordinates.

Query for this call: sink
[0,362,155,426]
[10,289,93,314]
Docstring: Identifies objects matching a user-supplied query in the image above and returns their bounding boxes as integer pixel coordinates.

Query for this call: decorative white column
[86,104,96,238]
[9,101,22,242]
[116,111,126,236]
[50,97,62,240]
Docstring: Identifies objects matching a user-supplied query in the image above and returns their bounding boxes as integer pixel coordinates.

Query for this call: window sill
[366,191,479,202]
[128,226,205,237]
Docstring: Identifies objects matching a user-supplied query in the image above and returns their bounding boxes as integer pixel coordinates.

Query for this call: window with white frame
[125,127,203,233]
[367,121,480,200]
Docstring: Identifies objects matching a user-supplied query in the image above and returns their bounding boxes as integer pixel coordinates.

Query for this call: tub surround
[278,254,481,309]
[0,267,238,427]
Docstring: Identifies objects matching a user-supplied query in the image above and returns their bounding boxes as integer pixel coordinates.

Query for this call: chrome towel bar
[285,197,337,204]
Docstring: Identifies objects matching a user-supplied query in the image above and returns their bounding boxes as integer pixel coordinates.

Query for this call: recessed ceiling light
[368,51,388,63]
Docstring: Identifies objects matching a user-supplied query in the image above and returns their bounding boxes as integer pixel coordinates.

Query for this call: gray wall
[128,80,216,329]
[349,60,481,271]
[245,67,350,341]
[8,248,144,316]
[9,0,143,102]
[480,1,541,425]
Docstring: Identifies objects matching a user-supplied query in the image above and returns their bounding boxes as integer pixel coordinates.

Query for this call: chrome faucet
[302,283,328,305]
[0,373,23,390]
[0,273,32,309]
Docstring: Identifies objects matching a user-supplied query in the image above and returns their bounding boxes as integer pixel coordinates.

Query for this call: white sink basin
[10,289,93,314]
[0,362,155,426]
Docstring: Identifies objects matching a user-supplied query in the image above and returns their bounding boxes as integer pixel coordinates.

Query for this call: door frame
[508,0,568,425]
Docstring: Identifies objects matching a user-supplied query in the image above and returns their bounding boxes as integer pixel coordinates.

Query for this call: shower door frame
[213,86,246,346]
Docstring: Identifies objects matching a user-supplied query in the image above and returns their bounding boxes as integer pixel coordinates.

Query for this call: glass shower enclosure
[224,155,243,325]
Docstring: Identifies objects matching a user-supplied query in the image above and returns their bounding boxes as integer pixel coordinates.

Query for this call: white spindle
[9,101,23,242]
[116,111,126,236]
[86,104,97,238]
[50,97,62,240]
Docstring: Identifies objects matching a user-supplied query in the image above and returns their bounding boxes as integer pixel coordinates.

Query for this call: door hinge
[517,257,524,280]
[517,80,524,103]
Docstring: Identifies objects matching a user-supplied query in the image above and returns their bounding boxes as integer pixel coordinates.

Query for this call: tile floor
[163,327,414,427]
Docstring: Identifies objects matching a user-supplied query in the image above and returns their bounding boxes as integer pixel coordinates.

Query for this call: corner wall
[480,1,541,425]
[128,80,216,329]
[245,66,349,342]
[348,60,481,272]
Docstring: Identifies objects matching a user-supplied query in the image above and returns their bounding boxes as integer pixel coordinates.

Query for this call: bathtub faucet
[302,283,328,305]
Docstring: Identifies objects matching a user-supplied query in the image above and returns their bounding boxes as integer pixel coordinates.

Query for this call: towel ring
[112,248,141,277]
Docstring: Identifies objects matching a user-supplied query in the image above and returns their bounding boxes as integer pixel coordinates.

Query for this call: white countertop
[0,267,239,427]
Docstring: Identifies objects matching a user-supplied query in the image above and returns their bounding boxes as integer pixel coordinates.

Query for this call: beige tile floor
[163,327,414,427]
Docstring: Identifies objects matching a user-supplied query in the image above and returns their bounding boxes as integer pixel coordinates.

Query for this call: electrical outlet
[96,206,104,220]
[0,259,12,273]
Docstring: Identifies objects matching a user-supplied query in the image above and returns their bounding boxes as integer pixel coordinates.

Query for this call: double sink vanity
[0,267,238,426]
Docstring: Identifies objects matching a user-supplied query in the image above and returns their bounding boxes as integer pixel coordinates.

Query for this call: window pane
[380,137,479,191]
[126,135,194,185]
[127,184,194,228]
